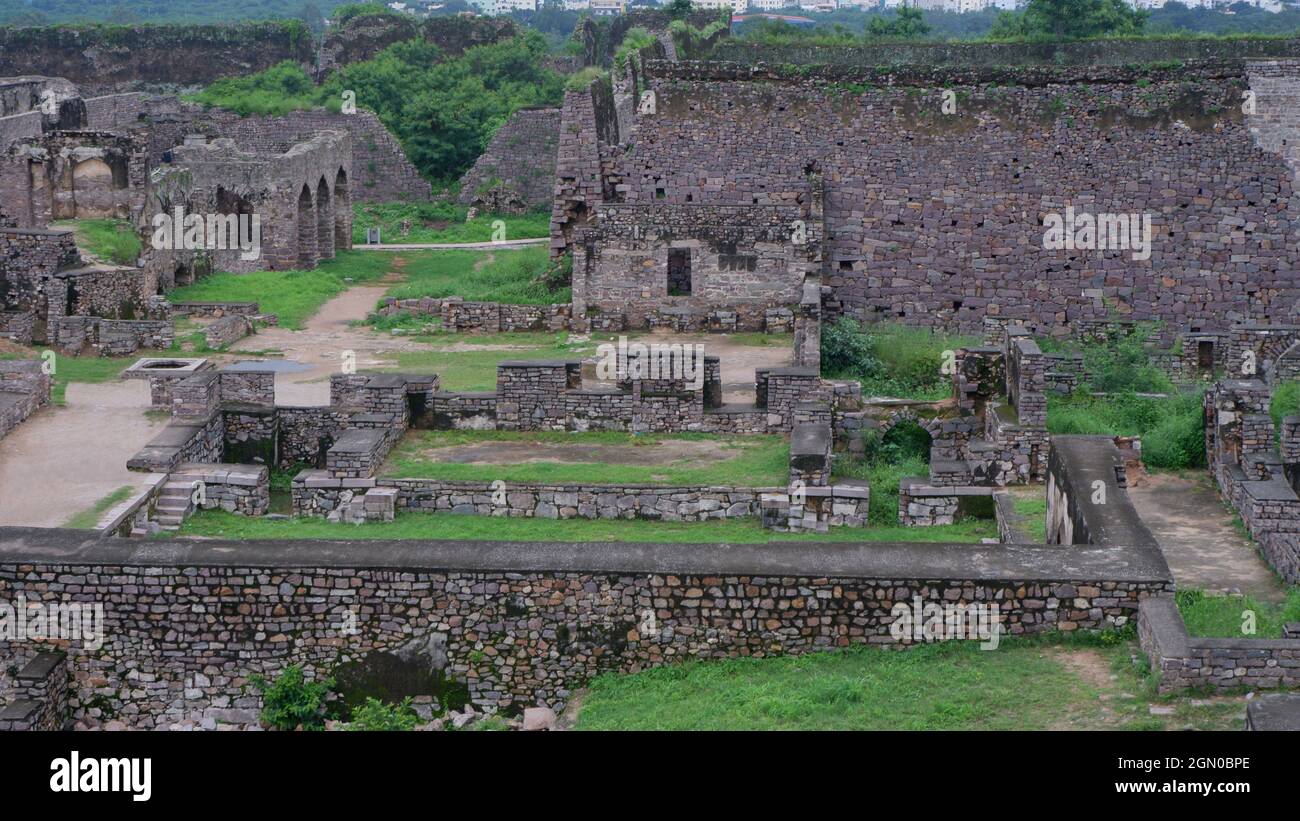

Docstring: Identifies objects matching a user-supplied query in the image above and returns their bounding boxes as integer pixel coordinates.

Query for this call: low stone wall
[0,651,68,731]
[1138,597,1300,694]
[49,316,173,356]
[177,463,270,517]
[324,428,395,479]
[293,472,774,521]
[0,359,51,441]
[171,301,260,318]
[205,314,254,349]
[0,527,1173,725]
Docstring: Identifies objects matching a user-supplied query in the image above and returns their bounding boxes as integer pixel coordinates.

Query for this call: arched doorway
[316,177,334,261]
[296,184,316,269]
[334,168,350,251]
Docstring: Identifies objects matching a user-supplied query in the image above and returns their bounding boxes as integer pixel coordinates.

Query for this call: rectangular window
[667,248,692,296]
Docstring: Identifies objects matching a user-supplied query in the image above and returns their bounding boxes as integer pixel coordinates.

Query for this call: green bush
[1047,390,1205,470]
[347,697,422,731]
[251,665,335,731]
[821,319,976,400]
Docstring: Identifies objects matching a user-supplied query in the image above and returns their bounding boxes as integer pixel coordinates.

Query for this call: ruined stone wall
[557,60,1300,334]
[457,107,560,213]
[0,530,1171,725]
[573,202,819,330]
[0,23,316,95]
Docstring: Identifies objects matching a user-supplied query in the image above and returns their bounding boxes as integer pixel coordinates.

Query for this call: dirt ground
[0,380,166,527]
[397,437,745,468]
[1128,471,1287,602]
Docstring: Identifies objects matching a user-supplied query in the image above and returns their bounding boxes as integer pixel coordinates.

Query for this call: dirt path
[1129,471,1287,602]
[0,380,166,527]
[230,270,428,405]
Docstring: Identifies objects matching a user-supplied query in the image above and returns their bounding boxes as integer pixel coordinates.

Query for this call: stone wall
[553,57,1300,336]
[0,359,51,441]
[0,651,68,731]
[457,107,560,213]
[0,23,316,95]
[1139,597,1300,694]
[0,527,1172,725]
[294,473,774,522]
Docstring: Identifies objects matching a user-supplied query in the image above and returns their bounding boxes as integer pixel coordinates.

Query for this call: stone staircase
[153,476,199,531]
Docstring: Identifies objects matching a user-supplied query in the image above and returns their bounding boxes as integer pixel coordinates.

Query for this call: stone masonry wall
[0,532,1171,726]
[458,107,560,213]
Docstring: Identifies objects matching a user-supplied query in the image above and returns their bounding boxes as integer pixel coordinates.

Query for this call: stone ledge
[0,526,1174,582]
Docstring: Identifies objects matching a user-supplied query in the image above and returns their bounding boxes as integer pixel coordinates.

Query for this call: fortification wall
[0,23,315,95]
[583,62,1300,333]
[0,527,1171,727]
[710,36,1300,68]
[457,107,560,212]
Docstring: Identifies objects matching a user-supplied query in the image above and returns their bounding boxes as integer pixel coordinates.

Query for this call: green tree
[865,7,931,39]
[991,0,1147,40]
[664,0,695,21]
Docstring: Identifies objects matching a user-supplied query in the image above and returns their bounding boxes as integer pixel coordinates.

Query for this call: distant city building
[494,0,537,11]
[695,0,751,11]
[589,0,627,13]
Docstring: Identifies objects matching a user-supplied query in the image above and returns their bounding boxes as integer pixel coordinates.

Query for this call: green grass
[574,637,1241,731]
[379,247,567,306]
[0,350,129,405]
[1271,380,1299,437]
[351,202,550,245]
[1012,495,1048,543]
[822,320,978,400]
[51,218,141,266]
[176,509,999,544]
[62,485,134,529]
[166,251,393,329]
[381,430,790,486]
[1047,390,1206,470]
[373,331,594,392]
[1176,588,1300,639]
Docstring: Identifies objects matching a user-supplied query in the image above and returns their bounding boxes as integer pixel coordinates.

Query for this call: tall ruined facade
[551,43,1300,338]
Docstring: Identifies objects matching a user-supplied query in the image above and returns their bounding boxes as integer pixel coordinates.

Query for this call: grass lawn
[351,202,550,245]
[372,331,595,392]
[381,430,790,485]
[0,349,129,405]
[176,509,999,543]
[166,251,394,329]
[1012,494,1048,543]
[574,637,1245,731]
[1176,588,1300,639]
[51,218,141,265]
[379,247,567,306]
[63,485,134,529]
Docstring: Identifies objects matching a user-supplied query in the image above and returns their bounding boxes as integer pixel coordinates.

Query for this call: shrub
[1047,390,1205,470]
[347,697,422,731]
[251,665,335,731]
[821,317,878,377]
[821,319,976,400]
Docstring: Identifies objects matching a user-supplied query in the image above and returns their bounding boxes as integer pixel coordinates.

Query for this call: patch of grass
[1176,588,1300,639]
[381,247,567,306]
[167,251,393,329]
[351,202,549,245]
[1271,381,1299,447]
[1012,494,1048,543]
[374,332,594,392]
[176,509,998,544]
[381,430,790,486]
[822,319,978,400]
[575,637,1241,731]
[62,485,134,529]
[1047,390,1205,470]
[51,218,141,265]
